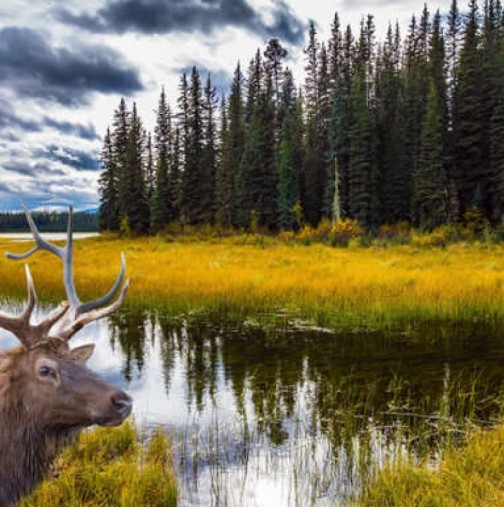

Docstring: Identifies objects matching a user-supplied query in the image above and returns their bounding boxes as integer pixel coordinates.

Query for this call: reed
[360,424,504,507]
[0,237,502,329]
[19,421,178,507]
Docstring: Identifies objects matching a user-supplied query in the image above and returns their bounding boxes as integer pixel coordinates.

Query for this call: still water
[1,305,504,507]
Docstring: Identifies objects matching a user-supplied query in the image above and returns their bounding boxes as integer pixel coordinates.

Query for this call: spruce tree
[182,66,204,225]
[201,74,218,223]
[416,82,448,229]
[112,98,130,227]
[454,0,486,216]
[216,64,244,227]
[151,88,173,232]
[123,103,150,234]
[277,70,302,230]
[98,127,119,231]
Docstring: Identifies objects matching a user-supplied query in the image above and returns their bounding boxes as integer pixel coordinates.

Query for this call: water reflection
[1,306,504,506]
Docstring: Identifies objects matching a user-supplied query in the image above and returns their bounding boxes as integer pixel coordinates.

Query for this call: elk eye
[38,366,54,378]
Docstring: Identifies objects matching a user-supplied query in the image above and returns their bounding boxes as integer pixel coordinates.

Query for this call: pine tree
[277,70,302,230]
[489,36,504,222]
[124,103,149,234]
[145,132,154,208]
[375,24,408,224]
[98,127,119,231]
[348,68,379,228]
[201,73,218,223]
[151,88,173,232]
[181,66,205,224]
[454,0,486,216]
[171,127,182,221]
[302,23,327,226]
[416,82,448,229]
[112,98,130,227]
[264,38,288,106]
[216,64,244,227]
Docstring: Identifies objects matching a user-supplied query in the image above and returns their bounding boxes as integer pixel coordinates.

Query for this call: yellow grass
[0,236,503,327]
[20,421,178,507]
[360,424,504,507]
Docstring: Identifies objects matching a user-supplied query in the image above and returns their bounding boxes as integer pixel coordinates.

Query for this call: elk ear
[0,350,11,373]
[69,344,95,364]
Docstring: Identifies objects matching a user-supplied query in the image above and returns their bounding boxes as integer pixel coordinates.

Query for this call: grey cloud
[0,27,143,106]
[0,98,100,141]
[3,160,67,177]
[0,101,41,133]
[37,145,100,171]
[43,118,99,140]
[56,0,305,44]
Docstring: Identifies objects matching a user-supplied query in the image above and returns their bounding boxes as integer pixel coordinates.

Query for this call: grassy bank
[20,421,177,507]
[0,237,503,328]
[360,424,504,507]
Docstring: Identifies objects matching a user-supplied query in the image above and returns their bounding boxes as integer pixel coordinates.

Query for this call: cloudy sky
[0,0,451,211]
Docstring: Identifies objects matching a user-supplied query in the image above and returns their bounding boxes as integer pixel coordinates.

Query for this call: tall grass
[360,424,504,506]
[20,421,177,507]
[0,237,503,328]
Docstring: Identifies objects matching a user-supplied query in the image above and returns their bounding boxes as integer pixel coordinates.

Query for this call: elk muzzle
[92,389,133,427]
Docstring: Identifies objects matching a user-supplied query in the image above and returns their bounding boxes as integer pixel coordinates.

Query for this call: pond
[1,305,504,507]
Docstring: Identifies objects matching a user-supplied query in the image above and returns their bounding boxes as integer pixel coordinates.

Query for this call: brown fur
[0,340,131,507]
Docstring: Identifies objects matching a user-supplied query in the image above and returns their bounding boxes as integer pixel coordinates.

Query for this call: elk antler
[4,206,129,342]
[0,265,69,348]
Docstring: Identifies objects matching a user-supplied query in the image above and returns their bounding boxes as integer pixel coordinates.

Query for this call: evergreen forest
[98,0,504,235]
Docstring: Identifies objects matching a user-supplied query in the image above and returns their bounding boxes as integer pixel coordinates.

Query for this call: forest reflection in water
[2,304,504,506]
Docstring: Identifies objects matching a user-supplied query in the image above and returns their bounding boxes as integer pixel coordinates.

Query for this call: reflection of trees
[108,313,504,454]
[108,309,148,381]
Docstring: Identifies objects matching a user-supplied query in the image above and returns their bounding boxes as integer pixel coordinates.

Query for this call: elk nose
[112,391,133,418]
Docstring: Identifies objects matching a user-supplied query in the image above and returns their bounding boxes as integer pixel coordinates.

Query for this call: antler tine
[3,205,129,342]
[78,253,126,314]
[57,279,130,341]
[0,265,36,348]
[5,205,65,261]
[0,265,68,348]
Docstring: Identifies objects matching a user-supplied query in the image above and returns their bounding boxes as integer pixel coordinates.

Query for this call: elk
[0,207,132,507]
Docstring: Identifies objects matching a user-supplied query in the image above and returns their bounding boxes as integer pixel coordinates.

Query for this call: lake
[1,305,504,506]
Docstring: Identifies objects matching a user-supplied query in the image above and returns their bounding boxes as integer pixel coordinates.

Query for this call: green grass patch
[20,421,178,507]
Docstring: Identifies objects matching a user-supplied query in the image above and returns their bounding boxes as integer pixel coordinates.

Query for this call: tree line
[0,211,98,232]
[99,0,504,235]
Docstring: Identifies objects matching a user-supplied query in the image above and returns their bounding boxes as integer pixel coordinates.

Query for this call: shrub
[378,222,411,245]
[411,224,459,247]
[329,218,364,246]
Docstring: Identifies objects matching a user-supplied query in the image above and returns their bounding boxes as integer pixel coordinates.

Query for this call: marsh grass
[360,424,504,507]
[19,421,177,507]
[0,237,502,329]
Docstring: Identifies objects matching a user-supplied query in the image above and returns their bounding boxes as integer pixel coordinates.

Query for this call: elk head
[0,207,132,432]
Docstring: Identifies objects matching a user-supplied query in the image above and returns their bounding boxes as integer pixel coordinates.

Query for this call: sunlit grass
[360,424,504,507]
[20,421,177,507]
[0,237,503,328]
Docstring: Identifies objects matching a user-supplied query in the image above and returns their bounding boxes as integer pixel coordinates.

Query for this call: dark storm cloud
[57,0,305,44]
[0,27,143,106]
